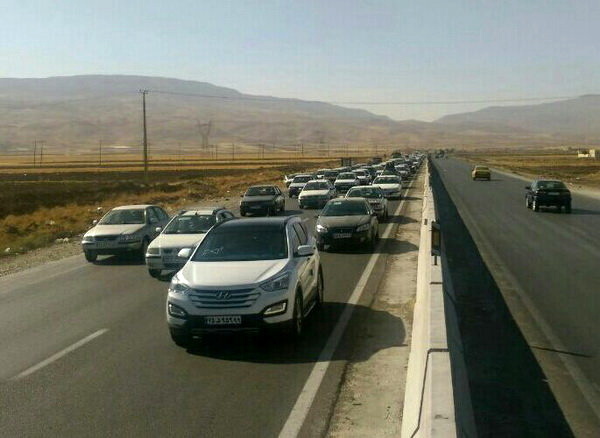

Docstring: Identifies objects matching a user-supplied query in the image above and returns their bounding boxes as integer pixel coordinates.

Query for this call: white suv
[166,216,323,346]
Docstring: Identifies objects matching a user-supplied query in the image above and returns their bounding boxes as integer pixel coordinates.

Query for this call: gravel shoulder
[327,175,424,437]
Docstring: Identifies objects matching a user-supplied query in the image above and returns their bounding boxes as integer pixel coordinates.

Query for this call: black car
[315,198,379,251]
[240,185,285,216]
[525,180,571,213]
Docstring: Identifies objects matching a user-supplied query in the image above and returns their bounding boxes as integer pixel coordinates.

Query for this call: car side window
[154,207,168,221]
[147,208,159,224]
[289,225,301,252]
[293,223,308,245]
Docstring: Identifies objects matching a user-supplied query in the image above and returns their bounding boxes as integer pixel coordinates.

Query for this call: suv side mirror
[296,245,314,257]
[177,248,192,259]
[92,219,98,226]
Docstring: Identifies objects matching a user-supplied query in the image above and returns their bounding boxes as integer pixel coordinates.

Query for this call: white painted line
[10,329,109,381]
[278,183,412,437]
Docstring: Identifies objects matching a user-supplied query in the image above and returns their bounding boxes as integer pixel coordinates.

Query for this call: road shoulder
[327,177,424,437]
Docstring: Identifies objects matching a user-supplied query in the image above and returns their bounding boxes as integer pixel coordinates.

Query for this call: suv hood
[318,215,370,228]
[86,224,145,237]
[179,259,290,287]
[149,233,206,249]
[242,195,275,202]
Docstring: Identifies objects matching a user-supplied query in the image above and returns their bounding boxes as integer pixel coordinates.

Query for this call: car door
[146,208,161,238]
[291,222,314,307]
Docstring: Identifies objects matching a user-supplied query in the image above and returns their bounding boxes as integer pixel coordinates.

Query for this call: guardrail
[401,159,476,438]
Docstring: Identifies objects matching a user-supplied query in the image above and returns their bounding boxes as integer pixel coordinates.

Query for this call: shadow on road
[430,162,574,437]
[184,301,405,365]
[93,254,145,266]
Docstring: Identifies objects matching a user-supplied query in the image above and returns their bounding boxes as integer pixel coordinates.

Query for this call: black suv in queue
[525,180,572,213]
[240,185,285,216]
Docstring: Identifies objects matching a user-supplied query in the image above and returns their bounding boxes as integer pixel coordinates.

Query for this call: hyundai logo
[215,291,231,300]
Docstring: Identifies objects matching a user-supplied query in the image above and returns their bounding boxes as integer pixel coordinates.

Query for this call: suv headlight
[356,223,370,232]
[146,247,160,255]
[168,280,193,295]
[82,235,95,242]
[260,271,290,292]
[316,224,328,233]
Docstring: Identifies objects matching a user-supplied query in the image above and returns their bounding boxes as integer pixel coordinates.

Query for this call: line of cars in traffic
[80,153,423,345]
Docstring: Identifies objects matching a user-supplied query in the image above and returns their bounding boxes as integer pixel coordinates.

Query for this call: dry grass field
[0,155,338,256]
[460,151,600,188]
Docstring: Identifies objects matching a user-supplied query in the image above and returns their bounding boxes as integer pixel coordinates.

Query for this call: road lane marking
[10,329,109,381]
[278,183,413,437]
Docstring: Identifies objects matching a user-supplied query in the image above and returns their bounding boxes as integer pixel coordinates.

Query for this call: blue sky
[1,0,598,120]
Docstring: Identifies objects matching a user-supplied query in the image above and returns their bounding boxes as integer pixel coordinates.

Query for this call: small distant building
[577,148,597,158]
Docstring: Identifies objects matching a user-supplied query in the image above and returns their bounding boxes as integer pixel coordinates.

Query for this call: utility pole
[33,139,37,168]
[39,141,45,167]
[140,89,149,182]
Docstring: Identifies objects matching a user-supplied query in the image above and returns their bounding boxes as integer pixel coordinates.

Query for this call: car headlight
[168,280,193,295]
[119,233,139,242]
[82,235,95,242]
[316,224,328,233]
[146,247,160,255]
[356,223,370,232]
[260,271,290,292]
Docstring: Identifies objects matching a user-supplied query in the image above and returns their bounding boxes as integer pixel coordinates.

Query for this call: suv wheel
[140,238,150,260]
[532,198,540,212]
[525,197,531,209]
[565,202,572,214]
[148,268,161,278]
[315,269,324,308]
[287,292,304,338]
[84,250,97,262]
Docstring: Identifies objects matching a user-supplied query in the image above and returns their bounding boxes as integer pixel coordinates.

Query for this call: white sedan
[372,176,402,199]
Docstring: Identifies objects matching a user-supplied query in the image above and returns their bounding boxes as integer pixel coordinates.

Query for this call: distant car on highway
[472,165,491,181]
[315,198,379,251]
[315,169,329,179]
[525,180,572,213]
[354,169,371,185]
[145,208,234,278]
[334,172,360,193]
[323,169,339,184]
[372,175,402,199]
[240,185,285,216]
[81,204,170,262]
[288,174,312,198]
[346,186,389,220]
[166,216,323,346]
[298,180,336,209]
[283,173,298,187]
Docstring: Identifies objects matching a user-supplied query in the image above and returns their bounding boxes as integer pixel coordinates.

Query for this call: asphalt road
[432,157,600,433]
[0,178,420,437]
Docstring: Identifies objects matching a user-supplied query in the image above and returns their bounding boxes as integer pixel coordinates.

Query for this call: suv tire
[526,197,531,209]
[148,268,161,278]
[170,329,191,347]
[565,202,572,214]
[286,292,304,339]
[84,250,97,262]
[140,238,150,260]
[315,269,324,308]
[532,198,540,212]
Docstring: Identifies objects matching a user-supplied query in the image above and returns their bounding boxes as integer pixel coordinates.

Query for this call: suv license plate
[333,233,352,239]
[548,192,560,195]
[205,316,242,325]
[96,241,112,248]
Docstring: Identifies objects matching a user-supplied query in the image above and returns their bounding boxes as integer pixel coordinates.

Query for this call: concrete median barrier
[401,159,476,438]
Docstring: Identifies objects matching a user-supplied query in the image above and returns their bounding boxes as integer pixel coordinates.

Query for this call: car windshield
[304,182,330,190]
[322,201,369,216]
[375,177,400,184]
[192,225,288,261]
[355,170,366,176]
[338,173,356,179]
[99,209,145,225]
[347,187,383,198]
[246,186,276,196]
[475,166,489,171]
[324,171,338,177]
[164,215,216,234]
[292,176,311,183]
[538,181,567,189]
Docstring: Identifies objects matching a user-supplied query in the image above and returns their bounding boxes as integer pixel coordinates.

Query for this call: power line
[147,89,579,106]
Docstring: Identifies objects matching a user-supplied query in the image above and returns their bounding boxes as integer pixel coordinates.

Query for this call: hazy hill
[0,75,596,153]
[437,95,600,139]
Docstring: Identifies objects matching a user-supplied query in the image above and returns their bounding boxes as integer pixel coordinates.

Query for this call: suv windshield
[338,173,356,179]
[347,187,383,198]
[322,201,369,216]
[304,182,330,190]
[164,215,215,234]
[99,209,145,225]
[292,176,311,183]
[374,177,400,184]
[246,186,275,196]
[192,225,288,261]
